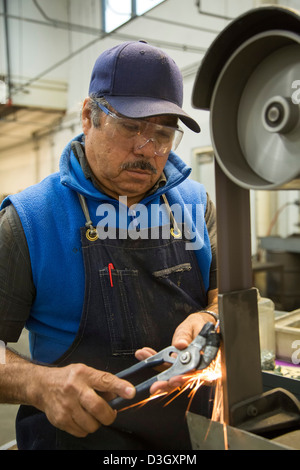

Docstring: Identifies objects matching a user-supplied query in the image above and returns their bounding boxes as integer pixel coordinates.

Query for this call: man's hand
[0,350,135,438]
[35,363,136,437]
[135,289,219,396]
[171,288,218,350]
[135,312,214,395]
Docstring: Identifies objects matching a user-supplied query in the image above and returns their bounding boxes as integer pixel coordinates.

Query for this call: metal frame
[214,161,263,422]
[212,160,300,441]
[187,161,300,450]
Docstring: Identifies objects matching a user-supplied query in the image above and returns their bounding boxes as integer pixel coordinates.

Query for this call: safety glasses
[95,102,184,157]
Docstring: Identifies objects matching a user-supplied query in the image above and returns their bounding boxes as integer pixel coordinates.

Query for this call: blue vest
[1,135,212,363]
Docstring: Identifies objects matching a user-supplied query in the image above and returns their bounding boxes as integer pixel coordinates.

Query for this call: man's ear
[82,98,92,135]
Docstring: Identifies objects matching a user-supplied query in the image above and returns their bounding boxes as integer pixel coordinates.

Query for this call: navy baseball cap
[89,41,200,133]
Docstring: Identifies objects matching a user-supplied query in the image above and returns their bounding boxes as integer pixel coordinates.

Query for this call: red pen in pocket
[108,263,115,287]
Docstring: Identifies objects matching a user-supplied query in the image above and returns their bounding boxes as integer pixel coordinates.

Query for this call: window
[102,0,166,33]
[136,0,165,15]
[0,80,6,104]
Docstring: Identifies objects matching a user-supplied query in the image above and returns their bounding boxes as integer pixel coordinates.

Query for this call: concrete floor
[0,330,30,449]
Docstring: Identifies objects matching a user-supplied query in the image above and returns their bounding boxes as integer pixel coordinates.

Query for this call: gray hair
[83,95,179,129]
[84,94,110,128]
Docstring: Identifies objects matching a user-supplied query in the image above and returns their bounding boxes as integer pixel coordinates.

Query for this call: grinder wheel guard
[193,6,300,190]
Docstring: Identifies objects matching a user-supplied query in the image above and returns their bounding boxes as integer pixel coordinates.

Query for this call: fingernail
[176,339,189,349]
[125,386,135,398]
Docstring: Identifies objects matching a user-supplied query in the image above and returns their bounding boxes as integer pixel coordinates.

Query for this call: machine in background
[190,5,300,450]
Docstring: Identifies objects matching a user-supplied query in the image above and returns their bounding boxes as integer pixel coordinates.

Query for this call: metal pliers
[109,321,220,410]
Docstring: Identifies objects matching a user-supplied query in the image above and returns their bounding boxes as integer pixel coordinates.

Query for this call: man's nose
[134,137,157,157]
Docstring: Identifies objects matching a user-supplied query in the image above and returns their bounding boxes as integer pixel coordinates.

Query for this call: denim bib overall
[16,197,213,450]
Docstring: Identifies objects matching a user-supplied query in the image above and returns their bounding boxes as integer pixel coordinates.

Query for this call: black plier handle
[109,321,220,410]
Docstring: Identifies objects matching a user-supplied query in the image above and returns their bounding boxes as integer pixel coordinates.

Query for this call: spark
[120,350,223,422]
[170,350,223,421]
[119,351,228,448]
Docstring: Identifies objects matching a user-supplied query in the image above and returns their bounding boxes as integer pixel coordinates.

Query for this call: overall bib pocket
[99,267,153,355]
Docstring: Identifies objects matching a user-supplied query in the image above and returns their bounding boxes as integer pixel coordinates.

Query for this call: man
[0,41,218,450]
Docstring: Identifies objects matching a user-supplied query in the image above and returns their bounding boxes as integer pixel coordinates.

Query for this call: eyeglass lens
[99,105,183,156]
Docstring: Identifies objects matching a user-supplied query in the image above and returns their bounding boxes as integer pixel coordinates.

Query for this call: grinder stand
[187,164,300,449]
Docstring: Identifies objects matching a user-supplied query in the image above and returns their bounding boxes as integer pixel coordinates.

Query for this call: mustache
[121,161,157,174]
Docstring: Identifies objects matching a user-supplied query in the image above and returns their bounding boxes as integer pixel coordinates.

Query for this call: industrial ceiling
[0,0,275,153]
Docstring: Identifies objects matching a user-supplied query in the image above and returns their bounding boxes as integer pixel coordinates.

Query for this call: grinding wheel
[238,40,300,187]
[192,6,300,190]
[210,31,300,190]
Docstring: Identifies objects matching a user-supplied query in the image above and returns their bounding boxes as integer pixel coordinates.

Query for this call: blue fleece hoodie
[2,134,212,363]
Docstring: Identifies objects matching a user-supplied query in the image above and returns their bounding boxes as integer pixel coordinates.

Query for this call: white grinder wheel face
[237,44,300,185]
[210,30,300,190]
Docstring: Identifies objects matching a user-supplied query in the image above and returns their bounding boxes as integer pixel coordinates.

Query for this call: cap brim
[104,95,201,133]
